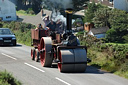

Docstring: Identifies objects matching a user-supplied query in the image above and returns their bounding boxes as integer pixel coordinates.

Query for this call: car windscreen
[0,29,13,35]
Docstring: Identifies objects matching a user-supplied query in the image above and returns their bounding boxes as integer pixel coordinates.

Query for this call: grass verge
[16,10,35,16]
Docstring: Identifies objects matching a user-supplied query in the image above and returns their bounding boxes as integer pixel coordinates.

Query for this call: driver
[46,19,56,31]
[46,19,56,39]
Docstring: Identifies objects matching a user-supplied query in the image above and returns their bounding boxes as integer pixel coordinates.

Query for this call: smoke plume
[51,9,66,25]
[42,0,73,25]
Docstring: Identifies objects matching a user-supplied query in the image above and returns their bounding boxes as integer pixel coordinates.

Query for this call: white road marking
[1,53,17,60]
[24,63,45,72]
[55,77,71,85]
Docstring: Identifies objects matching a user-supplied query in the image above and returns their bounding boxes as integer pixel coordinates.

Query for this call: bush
[123,34,128,43]
[120,61,128,72]
[1,21,35,46]
[77,33,128,78]
[26,8,35,15]
[0,71,21,85]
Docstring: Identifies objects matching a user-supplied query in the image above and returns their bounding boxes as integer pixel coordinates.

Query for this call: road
[0,44,128,85]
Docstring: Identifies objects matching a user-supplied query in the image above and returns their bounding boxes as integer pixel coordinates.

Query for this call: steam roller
[38,36,88,72]
[30,8,91,72]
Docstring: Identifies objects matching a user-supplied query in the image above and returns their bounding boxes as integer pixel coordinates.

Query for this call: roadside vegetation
[77,34,128,79]
[81,1,128,79]
[0,21,35,46]
[0,71,21,85]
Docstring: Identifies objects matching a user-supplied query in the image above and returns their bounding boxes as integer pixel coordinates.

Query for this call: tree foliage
[93,8,111,28]
[84,2,105,23]
[85,2,128,43]
[108,9,128,31]
[106,9,128,42]
[17,0,42,13]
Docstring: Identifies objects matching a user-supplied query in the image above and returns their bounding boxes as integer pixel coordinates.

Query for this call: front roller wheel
[40,37,53,67]
[73,49,87,72]
[58,49,75,72]
[58,49,87,72]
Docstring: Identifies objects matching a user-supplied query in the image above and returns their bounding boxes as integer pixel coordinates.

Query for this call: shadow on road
[85,66,108,74]
[51,64,108,74]
[0,44,22,47]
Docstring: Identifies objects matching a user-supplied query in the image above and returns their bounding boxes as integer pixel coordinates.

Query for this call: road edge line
[1,53,17,60]
[55,77,71,85]
[24,62,45,72]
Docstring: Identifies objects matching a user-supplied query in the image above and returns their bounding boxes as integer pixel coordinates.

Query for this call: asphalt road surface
[0,44,128,85]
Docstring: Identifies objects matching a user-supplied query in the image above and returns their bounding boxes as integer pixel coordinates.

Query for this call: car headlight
[0,38,3,40]
[12,37,16,40]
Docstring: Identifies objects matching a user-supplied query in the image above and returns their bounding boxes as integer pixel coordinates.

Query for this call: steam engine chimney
[65,8,73,34]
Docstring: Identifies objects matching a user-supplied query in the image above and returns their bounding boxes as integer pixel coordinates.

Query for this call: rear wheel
[31,48,35,60]
[35,49,40,62]
[40,37,53,67]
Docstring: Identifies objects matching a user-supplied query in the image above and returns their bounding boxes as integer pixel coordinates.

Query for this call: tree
[84,2,104,23]
[17,0,42,13]
[108,9,128,31]
[106,9,128,42]
[93,7,111,28]
[31,0,42,13]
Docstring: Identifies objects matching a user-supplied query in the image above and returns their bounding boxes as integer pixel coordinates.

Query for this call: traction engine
[31,9,91,72]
